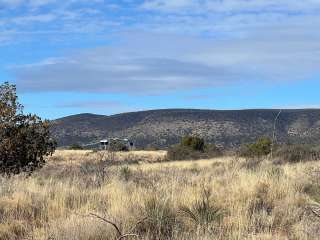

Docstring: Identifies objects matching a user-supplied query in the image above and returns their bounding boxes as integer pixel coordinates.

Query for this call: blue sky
[1,0,320,119]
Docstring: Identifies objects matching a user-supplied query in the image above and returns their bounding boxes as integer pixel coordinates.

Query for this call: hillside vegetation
[1,150,320,239]
[51,109,320,149]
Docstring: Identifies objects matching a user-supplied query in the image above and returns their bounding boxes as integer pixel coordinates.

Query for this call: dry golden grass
[51,150,167,164]
[0,151,320,239]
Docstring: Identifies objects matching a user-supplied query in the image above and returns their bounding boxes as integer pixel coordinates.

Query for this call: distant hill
[51,109,320,149]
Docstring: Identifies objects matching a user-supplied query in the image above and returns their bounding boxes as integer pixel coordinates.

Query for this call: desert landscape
[1,1,320,239]
[1,150,320,240]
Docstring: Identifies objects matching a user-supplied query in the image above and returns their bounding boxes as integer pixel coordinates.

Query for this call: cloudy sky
[1,0,320,119]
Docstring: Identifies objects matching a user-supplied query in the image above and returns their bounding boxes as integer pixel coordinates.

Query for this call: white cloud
[2,0,320,95]
[13,19,320,94]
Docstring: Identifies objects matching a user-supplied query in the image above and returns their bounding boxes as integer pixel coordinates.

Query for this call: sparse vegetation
[273,144,320,164]
[0,150,318,239]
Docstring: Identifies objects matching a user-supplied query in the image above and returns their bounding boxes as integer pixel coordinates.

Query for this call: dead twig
[89,213,122,236]
[117,234,139,240]
[309,203,320,218]
[129,217,149,233]
[74,210,145,239]
[87,213,145,239]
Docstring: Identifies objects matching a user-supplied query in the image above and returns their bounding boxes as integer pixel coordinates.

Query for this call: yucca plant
[119,165,132,182]
[179,187,223,233]
[137,196,178,239]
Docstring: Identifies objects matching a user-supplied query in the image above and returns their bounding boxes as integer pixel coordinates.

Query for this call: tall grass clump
[136,196,178,239]
[179,187,224,234]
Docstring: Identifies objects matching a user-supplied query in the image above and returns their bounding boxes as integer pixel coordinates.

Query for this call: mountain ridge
[51,108,320,148]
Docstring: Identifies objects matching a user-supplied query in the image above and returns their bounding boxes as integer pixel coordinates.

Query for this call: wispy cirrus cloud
[141,0,320,13]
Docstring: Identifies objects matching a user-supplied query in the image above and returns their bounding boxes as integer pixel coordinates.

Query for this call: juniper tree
[0,82,56,174]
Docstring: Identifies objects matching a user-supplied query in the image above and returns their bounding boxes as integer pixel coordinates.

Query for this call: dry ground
[1,150,320,239]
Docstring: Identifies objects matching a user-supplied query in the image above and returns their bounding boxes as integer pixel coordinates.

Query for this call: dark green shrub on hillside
[109,140,129,152]
[167,145,201,161]
[181,136,205,151]
[167,136,222,161]
[239,137,272,158]
[0,82,56,174]
[68,144,84,150]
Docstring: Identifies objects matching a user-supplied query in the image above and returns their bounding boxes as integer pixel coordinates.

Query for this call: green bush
[181,136,205,151]
[68,144,84,150]
[0,82,56,174]
[108,140,129,152]
[167,136,222,161]
[167,145,202,161]
[239,137,272,158]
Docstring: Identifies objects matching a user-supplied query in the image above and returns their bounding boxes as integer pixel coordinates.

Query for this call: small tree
[167,136,221,161]
[0,82,56,174]
[239,137,272,158]
[109,140,129,152]
[181,136,205,151]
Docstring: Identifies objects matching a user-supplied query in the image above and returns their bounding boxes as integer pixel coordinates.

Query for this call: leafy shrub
[181,136,205,151]
[167,136,221,161]
[109,140,129,152]
[273,144,320,164]
[68,144,84,150]
[0,82,56,174]
[167,145,200,161]
[239,137,272,158]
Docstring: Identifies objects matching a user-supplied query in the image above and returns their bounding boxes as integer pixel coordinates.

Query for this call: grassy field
[1,150,320,239]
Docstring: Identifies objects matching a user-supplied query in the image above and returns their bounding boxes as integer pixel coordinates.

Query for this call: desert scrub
[0,152,318,239]
[273,144,320,164]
